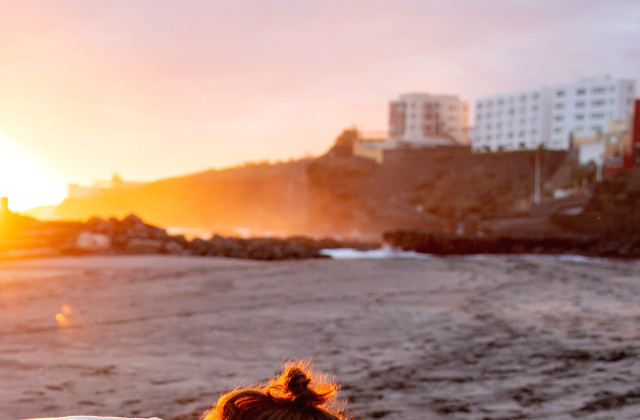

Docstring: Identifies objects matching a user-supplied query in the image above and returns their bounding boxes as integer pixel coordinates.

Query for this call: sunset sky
[0,0,639,209]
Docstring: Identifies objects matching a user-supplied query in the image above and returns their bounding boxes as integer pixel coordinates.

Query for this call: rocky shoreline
[2,210,639,261]
[0,213,378,261]
[383,229,640,259]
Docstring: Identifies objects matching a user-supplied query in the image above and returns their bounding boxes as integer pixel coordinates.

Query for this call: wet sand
[1,255,639,420]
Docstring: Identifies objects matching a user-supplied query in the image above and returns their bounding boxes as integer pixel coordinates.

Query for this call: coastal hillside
[308,142,569,235]
[53,135,572,237]
[55,159,311,235]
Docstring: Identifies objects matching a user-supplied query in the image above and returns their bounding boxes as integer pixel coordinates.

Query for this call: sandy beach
[1,254,639,420]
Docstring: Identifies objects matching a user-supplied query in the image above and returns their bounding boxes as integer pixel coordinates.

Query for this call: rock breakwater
[383,230,640,258]
[68,214,377,260]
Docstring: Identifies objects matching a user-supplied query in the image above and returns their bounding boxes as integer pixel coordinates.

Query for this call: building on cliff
[351,93,470,164]
[388,93,470,147]
[67,173,146,200]
[472,75,636,153]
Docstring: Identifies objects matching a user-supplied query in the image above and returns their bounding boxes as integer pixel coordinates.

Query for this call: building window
[531,129,537,135]
[554,115,564,121]
[496,122,503,128]
[575,101,585,108]
[554,103,565,109]
[592,100,605,107]
[592,86,606,94]
[520,95,527,102]
[575,114,584,121]
[554,127,563,133]
[532,93,539,100]
[591,112,604,119]
[476,114,482,121]
[508,108,515,116]
[556,90,565,97]
[497,99,504,106]
[576,88,586,95]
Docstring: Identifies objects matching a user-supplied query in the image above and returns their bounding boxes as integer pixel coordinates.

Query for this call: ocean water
[319,245,432,259]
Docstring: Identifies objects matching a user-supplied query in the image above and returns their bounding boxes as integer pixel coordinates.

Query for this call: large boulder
[75,231,111,252]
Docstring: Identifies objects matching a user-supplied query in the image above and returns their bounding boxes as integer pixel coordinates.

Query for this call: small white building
[389,93,470,146]
[67,173,145,200]
[472,75,636,153]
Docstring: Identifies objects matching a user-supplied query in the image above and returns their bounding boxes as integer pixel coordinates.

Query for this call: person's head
[201,360,350,420]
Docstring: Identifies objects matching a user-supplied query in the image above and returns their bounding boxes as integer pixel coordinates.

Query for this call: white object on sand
[320,246,432,259]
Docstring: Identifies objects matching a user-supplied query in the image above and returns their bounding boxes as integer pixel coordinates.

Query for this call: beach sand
[1,254,639,420]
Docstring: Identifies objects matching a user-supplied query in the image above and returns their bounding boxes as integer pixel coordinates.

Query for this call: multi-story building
[472,75,636,153]
[389,93,470,146]
[472,87,551,152]
[548,76,635,149]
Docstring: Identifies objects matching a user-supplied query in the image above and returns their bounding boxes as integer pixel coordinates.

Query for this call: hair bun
[262,361,339,413]
[285,367,312,397]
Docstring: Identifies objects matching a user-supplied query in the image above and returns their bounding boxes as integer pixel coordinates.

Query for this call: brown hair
[201,360,351,420]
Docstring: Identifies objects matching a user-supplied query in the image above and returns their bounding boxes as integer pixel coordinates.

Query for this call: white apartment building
[473,87,551,152]
[472,75,636,152]
[549,76,635,148]
[389,93,470,146]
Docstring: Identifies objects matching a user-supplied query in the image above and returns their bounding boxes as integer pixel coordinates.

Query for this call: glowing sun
[0,134,67,211]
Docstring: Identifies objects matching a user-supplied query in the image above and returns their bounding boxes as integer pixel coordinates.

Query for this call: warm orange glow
[55,304,73,326]
[55,313,68,326]
[0,134,67,210]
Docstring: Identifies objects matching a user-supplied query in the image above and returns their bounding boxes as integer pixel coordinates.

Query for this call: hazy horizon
[1,0,639,209]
